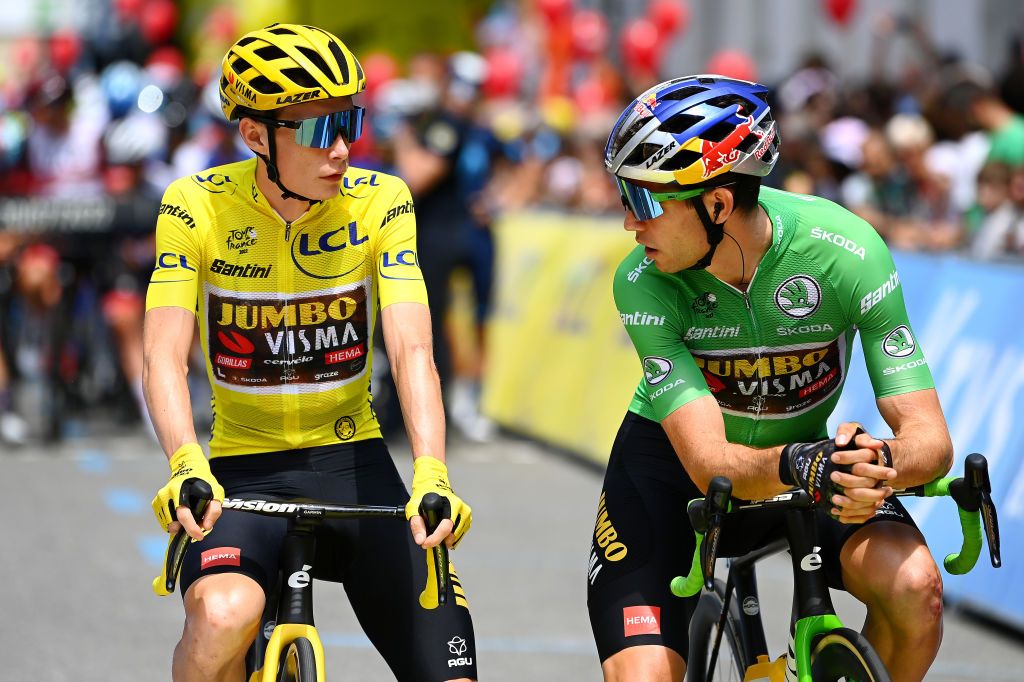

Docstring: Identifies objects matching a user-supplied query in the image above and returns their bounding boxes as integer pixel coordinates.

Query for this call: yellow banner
[482,212,642,464]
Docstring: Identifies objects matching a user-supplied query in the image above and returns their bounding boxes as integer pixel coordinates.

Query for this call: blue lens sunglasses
[253,107,365,148]
[616,177,734,221]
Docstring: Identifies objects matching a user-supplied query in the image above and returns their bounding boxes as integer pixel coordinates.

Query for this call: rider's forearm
[670,434,788,500]
[143,355,198,460]
[390,340,446,462]
[885,428,953,489]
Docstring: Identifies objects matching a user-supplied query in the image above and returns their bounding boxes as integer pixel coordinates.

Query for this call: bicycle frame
[720,500,848,681]
[154,482,452,682]
[678,453,1001,682]
[247,519,328,682]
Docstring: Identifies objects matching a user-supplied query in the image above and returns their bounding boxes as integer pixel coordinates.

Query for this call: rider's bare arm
[381,301,446,461]
[661,395,788,500]
[877,388,953,488]
[143,306,199,456]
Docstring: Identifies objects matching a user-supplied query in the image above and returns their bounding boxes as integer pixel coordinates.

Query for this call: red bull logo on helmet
[699,115,761,179]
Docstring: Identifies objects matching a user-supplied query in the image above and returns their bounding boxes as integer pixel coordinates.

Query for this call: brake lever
[153,478,213,596]
[979,490,1002,568]
[420,492,450,606]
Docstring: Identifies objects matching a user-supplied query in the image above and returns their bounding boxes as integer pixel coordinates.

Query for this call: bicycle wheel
[277,636,317,682]
[810,627,891,682]
[686,580,747,682]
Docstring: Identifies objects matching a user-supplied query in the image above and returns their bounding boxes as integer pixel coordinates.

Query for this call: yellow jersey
[146,158,427,457]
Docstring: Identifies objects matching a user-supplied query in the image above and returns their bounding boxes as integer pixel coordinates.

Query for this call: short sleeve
[146,183,201,313]
[375,181,428,309]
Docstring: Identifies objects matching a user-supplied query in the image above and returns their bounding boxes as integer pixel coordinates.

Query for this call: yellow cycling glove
[151,443,225,532]
[405,456,472,548]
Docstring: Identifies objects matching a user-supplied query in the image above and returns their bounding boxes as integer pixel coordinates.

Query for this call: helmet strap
[686,197,725,271]
[256,129,320,205]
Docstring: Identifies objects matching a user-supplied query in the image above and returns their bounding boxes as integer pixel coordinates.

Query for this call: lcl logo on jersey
[291,221,368,279]
[775,275,821,319]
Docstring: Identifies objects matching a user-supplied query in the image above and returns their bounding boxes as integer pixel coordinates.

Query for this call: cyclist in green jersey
[587,75,953,682]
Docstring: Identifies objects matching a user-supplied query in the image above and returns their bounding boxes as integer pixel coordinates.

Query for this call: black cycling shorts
[179,440,477,682]
[586,412,917,664]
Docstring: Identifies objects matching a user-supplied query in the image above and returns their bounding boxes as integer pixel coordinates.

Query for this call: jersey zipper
[717,266,764,444]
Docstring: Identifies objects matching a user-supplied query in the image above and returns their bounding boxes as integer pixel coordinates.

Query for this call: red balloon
[114,0,143,20]
[620,18,660,73]
[362,52,400,100]
[536,0,573,25]
[483,48,523,99]
[140,0,178,45]
[49,30,81,74]
[573,74,612,114]
[825,0,857,26]
[648,0,689,38]
[705,50,758,83]
[572,10,610,61]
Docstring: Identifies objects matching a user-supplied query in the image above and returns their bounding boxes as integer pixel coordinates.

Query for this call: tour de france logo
[691,292,718,318]
[774,275,821,318]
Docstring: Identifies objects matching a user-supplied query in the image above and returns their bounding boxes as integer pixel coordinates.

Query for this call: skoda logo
[882,325,916,358]
[775,275,821,319]
[642,356,673,386]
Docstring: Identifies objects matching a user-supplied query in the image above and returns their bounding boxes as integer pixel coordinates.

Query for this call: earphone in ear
[713,203,723,223]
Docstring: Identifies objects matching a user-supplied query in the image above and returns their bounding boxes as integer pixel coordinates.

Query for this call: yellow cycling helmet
[220,23,365,121]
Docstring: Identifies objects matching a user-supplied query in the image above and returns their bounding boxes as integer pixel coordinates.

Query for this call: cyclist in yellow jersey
[144,24,476,682]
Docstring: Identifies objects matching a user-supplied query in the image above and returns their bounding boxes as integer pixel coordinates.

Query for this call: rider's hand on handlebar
[406,456,472,550]
[780,426,895,524]
[151,443,225,541]
[827,424,896,523]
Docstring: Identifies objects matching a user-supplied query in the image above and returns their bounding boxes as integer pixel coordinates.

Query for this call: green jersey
[614,186,934,447]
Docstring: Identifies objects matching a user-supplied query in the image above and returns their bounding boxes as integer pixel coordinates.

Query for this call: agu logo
[446,635,473,668]
[623,605,661,636]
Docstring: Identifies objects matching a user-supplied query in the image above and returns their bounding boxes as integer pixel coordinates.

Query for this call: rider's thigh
[838,521,942,614]
[601,645,685,682]
[182,573,265,642]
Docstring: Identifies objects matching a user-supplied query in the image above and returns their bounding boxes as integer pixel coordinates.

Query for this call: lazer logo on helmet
[276,90,321,105]
[645,141,677,168]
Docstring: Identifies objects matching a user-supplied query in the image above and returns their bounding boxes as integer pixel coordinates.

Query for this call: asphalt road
[2,429,1021,681]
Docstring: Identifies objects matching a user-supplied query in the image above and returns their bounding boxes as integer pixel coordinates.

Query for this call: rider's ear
[239,117,269,155]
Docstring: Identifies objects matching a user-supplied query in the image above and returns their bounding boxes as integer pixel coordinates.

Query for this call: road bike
[674,453,1001,682]
[153,479,453,681]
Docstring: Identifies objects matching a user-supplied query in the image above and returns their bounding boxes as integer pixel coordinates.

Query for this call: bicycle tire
[277,637,317,682]
[686,579,747,682]
[810,627,891,682]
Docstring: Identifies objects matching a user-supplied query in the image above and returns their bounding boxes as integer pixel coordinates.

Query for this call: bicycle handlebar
[152,480,453,609]
[906,452,1001,573]
[671,454,1001,599]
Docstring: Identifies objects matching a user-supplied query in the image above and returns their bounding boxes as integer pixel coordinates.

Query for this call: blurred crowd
[1,0,1023,445]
